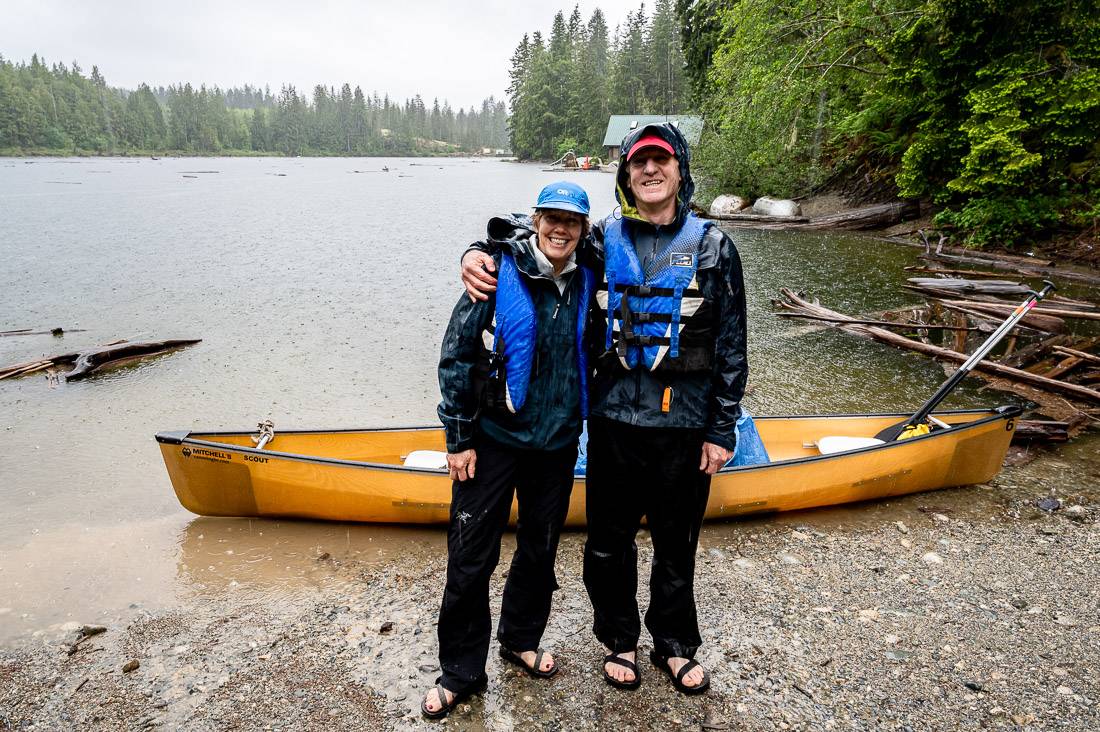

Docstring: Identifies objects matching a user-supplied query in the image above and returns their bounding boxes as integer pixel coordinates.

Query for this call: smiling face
[626,147,681,224]
[534,209,585,273]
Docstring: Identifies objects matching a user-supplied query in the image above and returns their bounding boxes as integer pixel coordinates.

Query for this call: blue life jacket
[602,214,712,371]
[490,253,594,416]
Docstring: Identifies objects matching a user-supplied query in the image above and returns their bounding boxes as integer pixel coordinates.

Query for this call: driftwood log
[0,339,201,381]
[774,289,1100,405]
[919,250,1100,286]
[709,201,918,230]
[775,312,980,331]
[939,300,1100,323]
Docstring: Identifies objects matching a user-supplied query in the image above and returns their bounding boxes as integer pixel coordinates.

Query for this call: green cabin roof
[602,115,704,148]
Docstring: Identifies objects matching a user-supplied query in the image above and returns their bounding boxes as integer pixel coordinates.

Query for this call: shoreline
[3,441,1097,730]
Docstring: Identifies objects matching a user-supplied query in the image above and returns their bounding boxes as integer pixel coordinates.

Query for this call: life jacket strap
[612,283,702,299]
[612,310,674,324]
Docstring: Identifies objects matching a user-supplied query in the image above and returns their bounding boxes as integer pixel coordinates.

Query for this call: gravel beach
[3,439,1097,731]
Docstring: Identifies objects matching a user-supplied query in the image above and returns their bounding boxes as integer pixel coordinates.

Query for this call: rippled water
[0,156,1091,644]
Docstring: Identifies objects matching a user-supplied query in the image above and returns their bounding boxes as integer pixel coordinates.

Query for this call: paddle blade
[817,436,885,455]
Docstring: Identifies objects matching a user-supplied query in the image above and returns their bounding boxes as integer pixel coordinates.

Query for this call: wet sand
[2,439,1097,731]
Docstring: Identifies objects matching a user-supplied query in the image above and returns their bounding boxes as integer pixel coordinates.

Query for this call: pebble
[895,522,908,534]
[777,552,801,565]
[921,552,943,564]
[733,558,756,570]
[1037,497,1061,512]
[1057,686,1074,695]
[122,659,140,673]
[379,621,394,634]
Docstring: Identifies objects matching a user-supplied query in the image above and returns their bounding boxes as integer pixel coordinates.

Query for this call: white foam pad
[816,436,885,455]
[402,450,449,469]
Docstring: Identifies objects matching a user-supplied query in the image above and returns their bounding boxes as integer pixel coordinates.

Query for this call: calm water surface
[0,156,1089,644]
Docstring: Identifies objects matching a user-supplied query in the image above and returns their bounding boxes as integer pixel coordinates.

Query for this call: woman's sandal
[650,650,710,695]
[420,678,487,720]
[499,646,559,679]
[421,684,458,720]
[602,651,641,690]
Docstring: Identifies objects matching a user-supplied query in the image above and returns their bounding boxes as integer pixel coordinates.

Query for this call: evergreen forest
[0,55,508,156]
[506,0,688,160]
[507,1,1097,249]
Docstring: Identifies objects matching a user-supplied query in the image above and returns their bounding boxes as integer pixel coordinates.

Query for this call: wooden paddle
[874,281,1057,442]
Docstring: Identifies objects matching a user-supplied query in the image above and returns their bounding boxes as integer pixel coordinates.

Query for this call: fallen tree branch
[776,289,1100,404]
[775,312,980,331]
[0,339,201,381]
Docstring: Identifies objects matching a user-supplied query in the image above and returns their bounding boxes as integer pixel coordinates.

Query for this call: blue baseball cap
[534,181,590,216]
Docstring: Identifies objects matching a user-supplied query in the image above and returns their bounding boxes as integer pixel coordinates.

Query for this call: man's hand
[699,442,733,475]
[447,449,477,482]
[461,251,498,302]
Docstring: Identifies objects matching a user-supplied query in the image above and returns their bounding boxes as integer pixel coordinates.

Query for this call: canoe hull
[157,408,1020,527]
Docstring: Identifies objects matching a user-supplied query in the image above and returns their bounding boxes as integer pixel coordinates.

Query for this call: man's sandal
[602,651,641,690]
[650,651,710,695]
[499,646,559,679]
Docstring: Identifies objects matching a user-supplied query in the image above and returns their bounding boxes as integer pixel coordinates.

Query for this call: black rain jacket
[439,214,587,454]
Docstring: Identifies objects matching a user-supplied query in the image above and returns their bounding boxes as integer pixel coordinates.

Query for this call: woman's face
[535,209,584,270]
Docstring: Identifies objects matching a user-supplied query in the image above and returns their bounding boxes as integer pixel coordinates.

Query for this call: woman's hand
[447,449,477,482]
[462,251,498,302]
[699,442,734,475]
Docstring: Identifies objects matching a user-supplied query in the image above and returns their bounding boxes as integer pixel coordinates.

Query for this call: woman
[422,181,595,719]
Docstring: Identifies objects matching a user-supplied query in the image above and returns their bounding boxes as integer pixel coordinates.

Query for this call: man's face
[627,146,681,212]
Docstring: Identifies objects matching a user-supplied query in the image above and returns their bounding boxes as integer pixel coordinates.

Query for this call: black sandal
[602,651,641,690]
[499,646,558,679]
[420,678,487,720]
[421,684,458,720]
[650,650,710,695]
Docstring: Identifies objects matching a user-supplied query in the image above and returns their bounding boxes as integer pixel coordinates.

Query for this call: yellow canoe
[156,407,1020,527]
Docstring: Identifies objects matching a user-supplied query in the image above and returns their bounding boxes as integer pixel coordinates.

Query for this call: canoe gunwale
[155,405,1021,476]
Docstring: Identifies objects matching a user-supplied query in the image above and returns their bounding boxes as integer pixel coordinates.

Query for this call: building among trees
[602,114,702,159]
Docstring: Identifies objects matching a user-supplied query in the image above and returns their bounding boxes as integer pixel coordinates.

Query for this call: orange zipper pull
[661,386,672,413]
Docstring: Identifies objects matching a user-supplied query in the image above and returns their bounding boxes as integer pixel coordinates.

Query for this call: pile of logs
[774,281,1100,443]
[0,339,201,382]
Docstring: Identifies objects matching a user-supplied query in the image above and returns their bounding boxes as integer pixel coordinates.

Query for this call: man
[461,123,747,694]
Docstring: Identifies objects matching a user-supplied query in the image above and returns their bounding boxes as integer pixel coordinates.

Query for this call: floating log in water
[775,312,980,332]
[709,201,918,230]
[1013,420,1070,442]
[940,300,1100,323]
[1,327,86,337]
[934,300,1065,334]
[774,289,1100,405]
[906,277,1031,297]
[919,250,1100,286]
[0,339,201,381]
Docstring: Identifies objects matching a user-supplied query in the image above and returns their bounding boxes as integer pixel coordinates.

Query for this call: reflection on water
[176,517,445,596]
[1,156,1093,646]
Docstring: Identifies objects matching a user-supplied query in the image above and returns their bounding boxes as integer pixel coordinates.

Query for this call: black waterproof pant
[436,434,577,693]
[582,416,711,660]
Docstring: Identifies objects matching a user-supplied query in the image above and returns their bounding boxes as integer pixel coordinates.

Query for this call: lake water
[0,156,1085,645]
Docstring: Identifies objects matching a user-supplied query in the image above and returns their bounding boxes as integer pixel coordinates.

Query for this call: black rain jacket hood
[614,122,695,225]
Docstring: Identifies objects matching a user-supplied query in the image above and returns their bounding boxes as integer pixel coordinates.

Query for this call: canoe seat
[403,450,449,470]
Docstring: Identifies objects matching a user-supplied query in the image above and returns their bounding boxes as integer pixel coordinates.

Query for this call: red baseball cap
[627,134,675,160]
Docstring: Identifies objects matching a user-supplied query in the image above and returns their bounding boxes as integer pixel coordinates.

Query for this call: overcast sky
[3,0,646,109]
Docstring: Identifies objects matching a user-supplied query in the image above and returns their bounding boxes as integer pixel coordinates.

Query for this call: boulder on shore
[709,194,749,217]
[752,196,802,217]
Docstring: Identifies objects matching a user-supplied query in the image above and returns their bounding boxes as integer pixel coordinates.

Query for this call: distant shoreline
[0,148,511,159]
